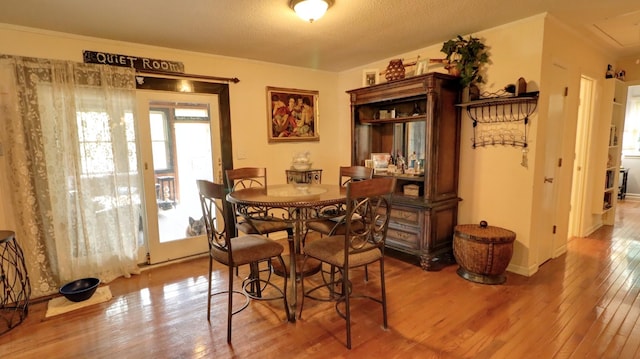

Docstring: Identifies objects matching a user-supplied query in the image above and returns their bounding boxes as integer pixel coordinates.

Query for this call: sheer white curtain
[0,56,141,297]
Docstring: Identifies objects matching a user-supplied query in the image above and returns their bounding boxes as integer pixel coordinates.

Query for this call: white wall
[617,55,640,82]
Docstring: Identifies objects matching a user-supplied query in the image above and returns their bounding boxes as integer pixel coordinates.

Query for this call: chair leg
[380,259,388,329]
[207,254,213,321]
[227,264,234,343]
[344,266,352,350]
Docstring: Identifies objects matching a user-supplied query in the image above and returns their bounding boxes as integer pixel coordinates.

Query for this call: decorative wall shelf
[457,93,539,148]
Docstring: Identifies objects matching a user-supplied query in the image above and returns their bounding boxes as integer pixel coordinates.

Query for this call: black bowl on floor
[59,277,100,302]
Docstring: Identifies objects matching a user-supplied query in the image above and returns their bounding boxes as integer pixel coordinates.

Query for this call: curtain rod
[136,70,240,84]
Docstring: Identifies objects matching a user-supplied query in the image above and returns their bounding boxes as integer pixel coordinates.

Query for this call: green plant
[441,35,489,88]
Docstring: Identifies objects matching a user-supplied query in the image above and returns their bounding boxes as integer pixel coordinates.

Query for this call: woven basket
[453,222,516,284]
[384,59,405,81]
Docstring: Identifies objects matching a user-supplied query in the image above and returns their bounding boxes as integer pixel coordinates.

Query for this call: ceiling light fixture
[289,0,334,23]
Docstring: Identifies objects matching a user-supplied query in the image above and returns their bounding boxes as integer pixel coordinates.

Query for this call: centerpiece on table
[291,151,312,171]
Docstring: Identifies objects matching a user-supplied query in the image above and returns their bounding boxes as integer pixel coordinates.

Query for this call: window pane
[152,142,168,170]
[622,97,640,155]
[150,112,167,141]
[175,108,208,119]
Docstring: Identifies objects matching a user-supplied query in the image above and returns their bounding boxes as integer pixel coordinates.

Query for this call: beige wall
[341,13,621,276]
[617,55,640,82]
[534,15,617,269]
[0,24,349,228]
[0,12,632,276]
[339,15,546,275]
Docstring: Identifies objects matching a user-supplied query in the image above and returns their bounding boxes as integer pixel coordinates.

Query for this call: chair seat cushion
[303,235,381,268]
[307,220,341,235]
[212,235,284,266]
[236,220,292,235]
[307,219,364,236]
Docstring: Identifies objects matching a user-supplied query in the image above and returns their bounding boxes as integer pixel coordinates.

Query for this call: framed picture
[370,153,391,173]
[362,69,379,86]
[415,59,429,76]
[267,87,319,142]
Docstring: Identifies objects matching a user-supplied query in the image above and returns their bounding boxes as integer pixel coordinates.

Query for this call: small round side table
[0,230,31,335]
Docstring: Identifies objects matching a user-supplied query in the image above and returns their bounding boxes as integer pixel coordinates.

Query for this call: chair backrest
[197,179,232,261]
[225,167,267,192]
[224,167,272,235]
[344,177,395,258]
[339,166,373,187]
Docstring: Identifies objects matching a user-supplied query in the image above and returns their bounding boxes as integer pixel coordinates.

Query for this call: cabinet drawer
[389,207,421,226]
[386,227,420,250]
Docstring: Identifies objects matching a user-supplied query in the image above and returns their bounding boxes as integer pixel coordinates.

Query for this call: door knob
[544,177,554,183]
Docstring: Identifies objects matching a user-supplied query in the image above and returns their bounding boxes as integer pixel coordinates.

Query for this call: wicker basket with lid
[453,221,516,284]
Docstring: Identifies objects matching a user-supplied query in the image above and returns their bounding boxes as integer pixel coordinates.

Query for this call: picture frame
[362,69,379,86]
[267,86,319,142]
[415,58,429,76]
[370,152,391,173]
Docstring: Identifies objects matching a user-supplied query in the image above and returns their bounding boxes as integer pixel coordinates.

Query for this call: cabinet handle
[391,230,411,240]
[396,210,414,219]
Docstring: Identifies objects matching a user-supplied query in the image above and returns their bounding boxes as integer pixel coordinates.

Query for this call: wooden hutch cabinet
[347,72,461,270]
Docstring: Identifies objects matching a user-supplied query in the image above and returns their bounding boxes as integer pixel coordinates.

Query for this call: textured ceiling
[0,0,639,71]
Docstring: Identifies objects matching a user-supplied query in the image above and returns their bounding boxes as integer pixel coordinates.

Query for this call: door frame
[569,76,596,237]
[135,76,234,264]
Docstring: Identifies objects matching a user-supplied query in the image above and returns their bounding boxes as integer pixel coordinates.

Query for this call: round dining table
[227,183,346,321]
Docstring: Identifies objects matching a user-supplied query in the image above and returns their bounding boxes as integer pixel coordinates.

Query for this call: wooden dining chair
[298,176,396,349]
[197,179,289,343]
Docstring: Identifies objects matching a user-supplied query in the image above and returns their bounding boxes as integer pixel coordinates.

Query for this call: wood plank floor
[1,200,639,358]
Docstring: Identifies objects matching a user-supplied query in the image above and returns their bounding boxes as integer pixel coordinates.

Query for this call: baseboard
[584,223,603,237]
[621,193,640,201]
[506,263,536,277]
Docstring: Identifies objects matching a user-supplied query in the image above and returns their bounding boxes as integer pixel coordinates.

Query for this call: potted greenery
[440,35,489,99]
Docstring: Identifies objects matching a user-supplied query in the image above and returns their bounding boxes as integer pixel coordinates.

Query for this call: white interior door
[539,63,568,265]
[569,76,595,237]
[136,91,222,264]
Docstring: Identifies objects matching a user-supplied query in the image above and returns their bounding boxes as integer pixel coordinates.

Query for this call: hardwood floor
[1,200,639,358]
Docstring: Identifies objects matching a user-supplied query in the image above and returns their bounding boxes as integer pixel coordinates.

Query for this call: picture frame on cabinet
[415,59,429,76]
[362,69,379,86]
[267,86,319,143]
[371,152,391,173]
